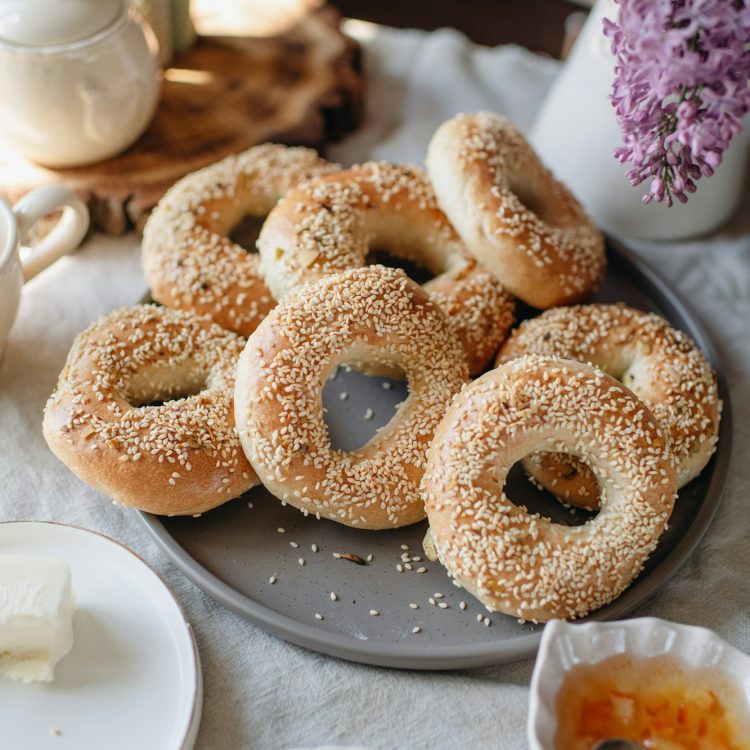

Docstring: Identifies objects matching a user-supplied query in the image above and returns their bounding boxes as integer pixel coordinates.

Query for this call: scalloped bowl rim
[527,616,750,749]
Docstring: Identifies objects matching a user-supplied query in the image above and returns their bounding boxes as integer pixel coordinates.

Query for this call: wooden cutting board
[0,3,363,234]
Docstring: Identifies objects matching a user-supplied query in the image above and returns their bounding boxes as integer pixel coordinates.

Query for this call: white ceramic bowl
[528,617,750,750]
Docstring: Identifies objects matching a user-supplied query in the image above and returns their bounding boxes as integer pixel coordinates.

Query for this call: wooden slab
[0,4,363,234]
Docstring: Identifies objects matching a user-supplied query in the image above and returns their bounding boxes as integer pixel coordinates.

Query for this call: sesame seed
[269,576,277,584]
[315,613,324,620]
[459,602,467,611]
[366,554,373,562]
[484,618,491,627]
[289,541,299,548]
[298,558,305,566]
[400,544,410,550]
[409,603,419,609]
[382,382,393,390]
[277,527,285,534]
[416,567,427,574]
[311,544,319,553]
[438,602,448,609]
[369,609,379,616]
[412,626,421,634]
[396,564,403,572]
[339,392,349,401]
[330,592,338,601]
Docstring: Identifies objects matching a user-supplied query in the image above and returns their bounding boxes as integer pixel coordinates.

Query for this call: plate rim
[138,238,733,670]
[0,520,203,749]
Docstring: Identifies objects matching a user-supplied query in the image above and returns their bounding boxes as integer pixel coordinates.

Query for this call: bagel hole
[126,367,207,407]
[365,248,435,285]
[229,214,266,253]
[503,457,599,527]
[322,362,409,452]
[509,181,550,223]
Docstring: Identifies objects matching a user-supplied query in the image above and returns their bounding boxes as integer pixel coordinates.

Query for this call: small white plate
[528,617,750,749]
[0,521,202,750]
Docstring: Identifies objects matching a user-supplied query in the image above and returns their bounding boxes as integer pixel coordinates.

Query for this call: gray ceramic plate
[139,239,732,669]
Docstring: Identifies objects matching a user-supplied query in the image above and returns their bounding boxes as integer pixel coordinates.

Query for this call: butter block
[0,555,75,683]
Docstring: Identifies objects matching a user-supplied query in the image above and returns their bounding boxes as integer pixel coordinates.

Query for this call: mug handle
[13,185,89,282]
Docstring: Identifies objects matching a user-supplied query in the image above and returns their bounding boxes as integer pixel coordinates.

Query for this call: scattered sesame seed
[330,592,338,601]
[434,593,444,599]
[315,613,324,620]
[438,602,449,609]
[247,502,253,509]
[298,558,305,566]
[409,603,419,609]
[416,567,427,574]
[363,408,374,420]
[477,614,483,622]
[459,602,467,611]
[400,544,410,550]
[311,544,319,553]
[333,552,342,559]
[339,392,349,400]
[366,554,373,562]
[396,564,403,572]
[277,527,285,534]
[412,626,421,634]
[382,382,393,390]
[289,541,299,548]
[484,618,491,627]
[369,609,379,616]
[269,576,277,584]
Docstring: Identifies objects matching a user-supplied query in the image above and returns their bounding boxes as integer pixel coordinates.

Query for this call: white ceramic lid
[0,0,122,47]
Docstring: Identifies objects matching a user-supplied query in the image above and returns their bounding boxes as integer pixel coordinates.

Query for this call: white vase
[530,0,750,241]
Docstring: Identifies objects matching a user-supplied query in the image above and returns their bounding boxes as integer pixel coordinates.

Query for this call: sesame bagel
[43,305,258,516]
[234,266,469,529]
[422,355,677,623]
[426,112,606,309]
[257,161,515,374]
[142,144,339,337]
[496,304,721,510]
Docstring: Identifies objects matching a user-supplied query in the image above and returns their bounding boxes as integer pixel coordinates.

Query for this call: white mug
[0,185,89,360]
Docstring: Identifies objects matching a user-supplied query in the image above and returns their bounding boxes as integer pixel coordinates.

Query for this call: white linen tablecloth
[1,23,748,750]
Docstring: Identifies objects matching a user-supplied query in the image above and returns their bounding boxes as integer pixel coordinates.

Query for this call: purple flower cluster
[603,0,750,206]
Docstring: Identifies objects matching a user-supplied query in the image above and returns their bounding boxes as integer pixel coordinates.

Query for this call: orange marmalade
[554,653,750,750]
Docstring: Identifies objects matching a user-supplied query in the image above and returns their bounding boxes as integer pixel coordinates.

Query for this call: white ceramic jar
[0,0,161,168]
[530,0,750,241]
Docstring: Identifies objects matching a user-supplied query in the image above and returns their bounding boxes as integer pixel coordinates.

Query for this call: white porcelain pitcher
[530,0,750,241]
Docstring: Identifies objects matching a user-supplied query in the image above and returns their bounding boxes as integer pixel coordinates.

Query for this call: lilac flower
[604,0,750,206]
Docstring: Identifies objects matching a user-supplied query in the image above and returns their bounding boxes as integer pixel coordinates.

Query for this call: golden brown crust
[234,266,469,529]
[43,305,258,516]
[422,355,677,623]
[142,144,339,336]
[257,161,515,374]
[426,112,606,309]
[496,304,721,508]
